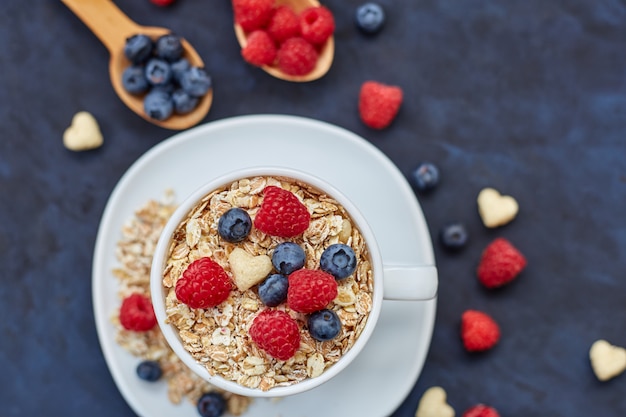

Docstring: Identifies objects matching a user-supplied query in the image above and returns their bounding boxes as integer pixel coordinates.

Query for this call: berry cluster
[121,33,212,121]
[233,0,335,76]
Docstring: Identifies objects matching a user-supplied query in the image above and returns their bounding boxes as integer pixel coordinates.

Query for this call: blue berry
[136,360,162,381]
[217,208,252,242]
[124,34,153,64]
[122,65,149,95]
[180,67,212,97]
[271,242,305,275]
[258,273,289,307]
[439,222,469,251]
[308,309,341,341]
[355,3,386,34]
[197,392,226,417]
[151,82,176,95]
[155,33,184,62]
[170,58,191,83]
[172,89,199,114]
[409,162,440,193]
[143,90,173,120]
[320,244,357,280]
[145,58,172,86]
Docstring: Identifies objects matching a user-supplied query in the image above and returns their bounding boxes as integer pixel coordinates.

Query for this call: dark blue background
[1,0,625,415]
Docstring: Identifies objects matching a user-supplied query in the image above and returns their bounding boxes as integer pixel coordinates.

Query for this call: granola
[161,176,374,391]
[112,192,252,414]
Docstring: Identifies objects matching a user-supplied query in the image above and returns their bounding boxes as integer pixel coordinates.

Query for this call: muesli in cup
[160,175,374,392]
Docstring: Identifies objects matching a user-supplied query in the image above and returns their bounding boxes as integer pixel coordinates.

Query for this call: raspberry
[267,6,301,44]
[287,269,338,313]
[358,81,403,129]
[477,237,527,288]
[299,6,335,45]
[232,0,274,32]
[175,257,232,309]
[249,310,300,360]
[461,310,500,352]
[119,293,157,332]
[150,0,176,6]
[242,30,277,66]
[254,186,311,237]
[463,404,501,417]
[276,37,318,76]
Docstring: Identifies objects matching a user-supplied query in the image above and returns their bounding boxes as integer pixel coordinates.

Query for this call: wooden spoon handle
[61,0,140,53]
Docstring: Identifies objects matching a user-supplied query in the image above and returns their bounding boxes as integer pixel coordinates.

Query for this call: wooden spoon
[233,0,334,82]
[61,0,212,130]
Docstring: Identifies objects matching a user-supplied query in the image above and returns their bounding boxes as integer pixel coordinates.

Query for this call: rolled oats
[111,194,251,413]
[161,176,374,391]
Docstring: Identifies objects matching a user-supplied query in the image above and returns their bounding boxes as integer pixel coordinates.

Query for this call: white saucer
[92,115,437,417]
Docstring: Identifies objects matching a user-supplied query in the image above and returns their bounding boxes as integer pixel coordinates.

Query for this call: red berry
[267,6,301,44]
[232,0,274,32]
[461,310,500,352]
[249,310,300,360]
[119,293,157,332]
[463,404,501,417]
[299,6,335,45]
[477,238,527,288]
[287,269,338,313]
[358,81,403,129]
[150,0,176,6]
[276,37,318,76]
[242,30,277,66]
[175,257,232,309]
[254,186,311,237]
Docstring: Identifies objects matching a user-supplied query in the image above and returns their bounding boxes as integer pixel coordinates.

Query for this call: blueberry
[197,392,226,417]
[217,208,252,242]
[258,273,289,307]
[136,360,162,381]
[180,67,212,97]
[409,162,440,193]
[308,309,342,341]
[271,242,306,275]
[172,89,199,114]
[143,90,173,121]
[170,58,191,83]
[144,58,172,86]
[122,65,149,95]
[124,34,153,64]
[151,82,176,95]
[355,3,386,34]
[320,244,357,280]
[439,222,469,252]
[155,33,184,62]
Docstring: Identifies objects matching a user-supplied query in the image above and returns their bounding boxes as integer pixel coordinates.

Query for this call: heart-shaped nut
[590,339,626,381]
[477,187,519,228]
[63,111,103,151]
[415,386,455,417]
[228,248,273,292]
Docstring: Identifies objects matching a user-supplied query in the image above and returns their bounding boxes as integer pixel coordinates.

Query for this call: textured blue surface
[1,0,625,416]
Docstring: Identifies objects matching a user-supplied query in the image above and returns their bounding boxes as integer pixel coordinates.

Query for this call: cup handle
[382,265,438,300]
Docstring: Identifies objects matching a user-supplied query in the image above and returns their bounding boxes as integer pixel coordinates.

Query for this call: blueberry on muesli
[271,242,305,275]
[197,392,226,417]
[136,360,162,381]
[320,243,357,279]
[308,309,342,341]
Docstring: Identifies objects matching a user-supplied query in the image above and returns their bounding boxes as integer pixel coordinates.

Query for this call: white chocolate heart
[228,248,273,291]
[63,111,103,151]
[477,187,519,228]
[590,339,626,381]
[415,386,455,417]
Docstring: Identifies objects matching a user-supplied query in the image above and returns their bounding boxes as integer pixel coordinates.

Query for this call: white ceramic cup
[150,166,438,398]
